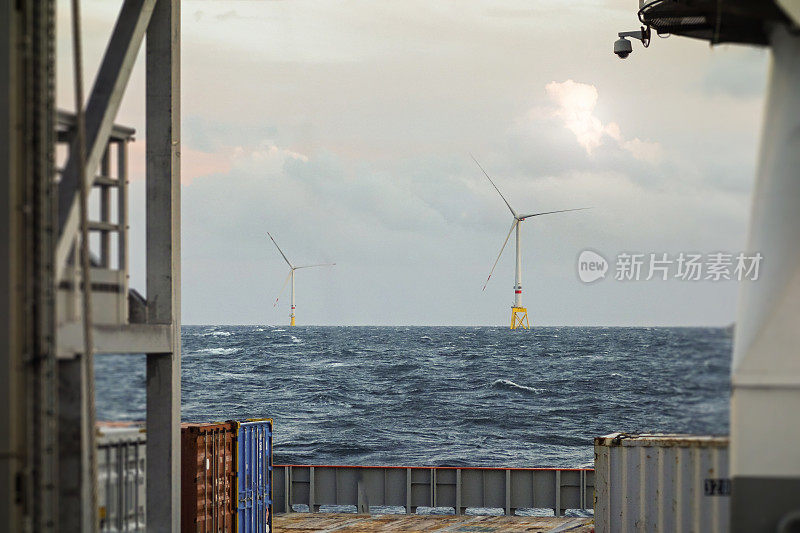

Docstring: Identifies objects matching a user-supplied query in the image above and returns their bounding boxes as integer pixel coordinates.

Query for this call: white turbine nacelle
[267,232,335,326]
[471,155,589,329]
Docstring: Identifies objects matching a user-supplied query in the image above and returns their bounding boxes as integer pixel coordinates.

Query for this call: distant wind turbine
[267,232,335,327]
[472,155,590,329]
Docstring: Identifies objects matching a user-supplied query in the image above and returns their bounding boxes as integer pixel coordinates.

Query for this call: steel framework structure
[275,465,594,517]
[1,0,181,530]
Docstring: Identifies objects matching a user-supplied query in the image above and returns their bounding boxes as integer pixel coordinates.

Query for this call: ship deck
[273,513,594,532]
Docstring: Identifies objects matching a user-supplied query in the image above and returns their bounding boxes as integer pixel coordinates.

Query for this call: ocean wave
[195,347,239,356]
[203,331,231,337]
[491,379,543,394]
[99,326,732,469]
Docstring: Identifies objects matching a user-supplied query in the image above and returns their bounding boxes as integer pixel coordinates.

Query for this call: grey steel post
[405,468,411,514]
[285,466,291,513]
[357,480,368,514]
[3,0,59,529]
[580,469,585,510]
[0,2,25,528]
[505,469,511,516]
[100,148,111,266]
[309,466,316,512]
[430,467,435,507]
[555,470,561,517]
[58,357,91,531]
[118,140,130,322]
[145,0,181,530]
[455,469,461,515]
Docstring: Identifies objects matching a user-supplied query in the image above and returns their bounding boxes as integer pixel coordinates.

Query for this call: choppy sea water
[96,326,732,468]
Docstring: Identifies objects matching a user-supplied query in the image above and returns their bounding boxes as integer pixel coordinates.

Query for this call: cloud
[619,138,664,165]
[181,147,235,184]
[545,79,613,154]
[544,79,663,164]
[246,141,308,164]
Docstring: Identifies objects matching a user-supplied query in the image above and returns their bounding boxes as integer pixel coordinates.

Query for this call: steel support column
[57,357,91,531]
[1,0,58,530]
[145,0,181,530]
[0,2,26,529]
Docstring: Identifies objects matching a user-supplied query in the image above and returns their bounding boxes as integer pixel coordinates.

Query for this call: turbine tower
[267,232,335,326]
[473,156,589,329]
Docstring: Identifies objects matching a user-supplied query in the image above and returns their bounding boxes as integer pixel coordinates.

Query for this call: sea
[96,326,732,469]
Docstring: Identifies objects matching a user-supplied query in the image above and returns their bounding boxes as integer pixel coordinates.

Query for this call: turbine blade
[294,263,336,270]
[273,270,293,308]
[470,154,517,217]
[518,207,592,220]
[483,219,518,291]
[267,232,293,268]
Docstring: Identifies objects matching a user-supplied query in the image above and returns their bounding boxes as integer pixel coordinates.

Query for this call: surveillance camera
[614,37,633,59]
[613,26,651,59]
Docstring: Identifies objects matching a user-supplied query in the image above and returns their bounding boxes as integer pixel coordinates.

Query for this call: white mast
[515,221,522,308]
[290,269,296,326]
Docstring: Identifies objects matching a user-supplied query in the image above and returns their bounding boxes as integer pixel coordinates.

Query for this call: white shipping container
[97,426,147,532]
[594,433,729,533]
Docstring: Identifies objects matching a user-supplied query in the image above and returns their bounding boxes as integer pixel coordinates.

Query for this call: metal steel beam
[118,140,130,322]
[57,323,174,356]
[58,357,92,531]
[145,0,181,530]
[274,466,595,516]
[0,0,60,529]
[56,0,156,282]
[0,2,25,529]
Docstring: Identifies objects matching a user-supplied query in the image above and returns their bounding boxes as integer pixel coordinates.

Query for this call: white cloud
[244,141,309,164]
[545,79,663,164]
[620,138,664,165]
[545,79,612,154]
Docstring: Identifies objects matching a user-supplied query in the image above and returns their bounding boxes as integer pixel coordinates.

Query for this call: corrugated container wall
[594,433,730,533]
[181,423,236,532]
[232,420,273,533]
[97,426,147,532]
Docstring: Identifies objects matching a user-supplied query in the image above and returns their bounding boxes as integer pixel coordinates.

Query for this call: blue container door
[237,421,272,532]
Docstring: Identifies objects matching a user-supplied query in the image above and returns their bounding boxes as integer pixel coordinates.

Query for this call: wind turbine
[267,232,335,326]
[472,156,589,329]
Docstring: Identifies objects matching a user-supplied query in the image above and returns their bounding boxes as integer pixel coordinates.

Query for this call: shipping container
[181,422,236,533]
[594,433,729,533]
[232,419,273,533]
[97,426,147,532]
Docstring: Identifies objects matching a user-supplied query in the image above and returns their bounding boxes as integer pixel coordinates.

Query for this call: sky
[56,0,770,326]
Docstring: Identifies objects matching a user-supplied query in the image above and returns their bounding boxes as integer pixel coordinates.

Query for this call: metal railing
[274,465,594,516]
[56,110,133,327]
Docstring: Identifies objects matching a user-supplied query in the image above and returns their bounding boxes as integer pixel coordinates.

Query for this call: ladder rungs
[93,175,121,186]
[88,221,120,232]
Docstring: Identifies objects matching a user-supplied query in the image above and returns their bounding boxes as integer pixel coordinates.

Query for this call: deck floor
[273,513,594,532]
